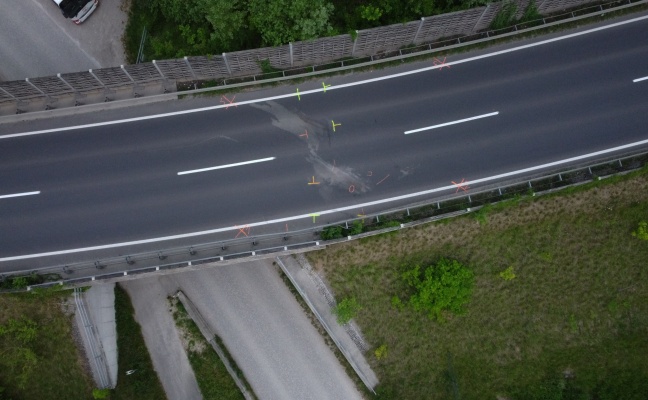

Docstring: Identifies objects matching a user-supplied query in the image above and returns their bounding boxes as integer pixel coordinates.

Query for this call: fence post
[57,74,77,97]
[120,65,135,82]
[538,0,548,12]
[413,17,425,44]
[25,78,46,96]
[0,86,16,99]
[472,4,490,33]
[289,42,294,67]
[88,69,105,86]
[183,56,197,78]
[351,30,359,57]
[222,53,232,75]
[151,60,165,78]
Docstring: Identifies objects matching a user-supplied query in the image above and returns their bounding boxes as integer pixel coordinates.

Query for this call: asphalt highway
[1,16,648,270]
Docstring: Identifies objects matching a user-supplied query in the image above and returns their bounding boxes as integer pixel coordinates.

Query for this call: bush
[374,344,388,360]
[401,258,474,321]
[332,297,361,324]
[632,221,648,240]
[320,225,344,240]
[490,1,518,30]
[499,266,516,281]
[92,388,111,399]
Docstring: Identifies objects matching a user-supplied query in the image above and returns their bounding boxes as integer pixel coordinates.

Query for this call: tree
[401,258,474,321]
[249,0,335,46]
[199,0,248,51]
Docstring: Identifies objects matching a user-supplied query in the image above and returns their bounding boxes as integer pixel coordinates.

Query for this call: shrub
[92,388,111,399]
[490,1,518,30]
[401,258,475,321]
[499,266,516,281]
[320,225,344,240]
[332,297,361,324]
[632,221,648,240]
[374,344,388,360]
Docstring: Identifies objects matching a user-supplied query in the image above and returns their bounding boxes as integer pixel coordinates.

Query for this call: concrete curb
[276,255,379,393]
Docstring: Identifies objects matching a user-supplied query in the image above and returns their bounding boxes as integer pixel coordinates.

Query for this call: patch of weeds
[258,59,281,74]
[112,284,166,400]
[491,1,518,30]
[169,296,247,400]
[632,221,648,240]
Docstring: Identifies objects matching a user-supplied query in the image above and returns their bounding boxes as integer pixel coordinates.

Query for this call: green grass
[0,290,94,399]
[169,297,247,400]
[307,174,648,399]
[112,284,167,400]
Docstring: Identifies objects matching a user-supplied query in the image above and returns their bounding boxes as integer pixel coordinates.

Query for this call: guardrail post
[351,31,359,57]
[222,53,232,75]
[289,42,294,67]
[413,17,425,43]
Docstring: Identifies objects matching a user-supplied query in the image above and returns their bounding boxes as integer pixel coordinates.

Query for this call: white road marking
[633,76,648,83]
[3,136,648,262]
[178,157,276,175]
[404,112,499,134]
[1,14,648,140]
[0,191,40,200]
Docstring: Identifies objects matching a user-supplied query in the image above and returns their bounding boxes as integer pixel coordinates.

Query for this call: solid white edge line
[0,191,40,200]
[404,112,499,134]
[178,157,276,175]
[633,76,648,82]
[2,14,648,140]
[3,136,648,262]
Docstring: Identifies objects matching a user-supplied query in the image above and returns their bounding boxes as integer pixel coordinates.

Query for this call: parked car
[51,0,99,24]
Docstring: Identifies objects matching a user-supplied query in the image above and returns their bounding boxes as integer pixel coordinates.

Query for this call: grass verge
[112,283,167,400]
[307,173,648,399]
[168,296,247,400]
[0,289,94,399]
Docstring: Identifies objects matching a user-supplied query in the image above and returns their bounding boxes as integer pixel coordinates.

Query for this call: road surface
[0,15,647,269]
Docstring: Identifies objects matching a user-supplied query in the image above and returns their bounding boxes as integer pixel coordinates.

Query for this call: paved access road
[1,16,648,268]
[0,0,126,81]
[124,260,363,400]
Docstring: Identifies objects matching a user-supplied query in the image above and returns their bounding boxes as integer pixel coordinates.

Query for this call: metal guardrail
[7,150,647,291]
[0,0,645,116]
